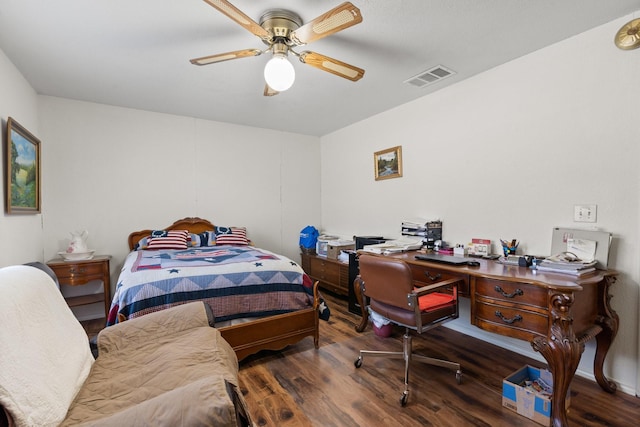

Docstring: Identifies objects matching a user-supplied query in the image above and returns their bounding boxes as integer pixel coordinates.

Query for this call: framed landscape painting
[374,145,402,181]
[5,117,41,213]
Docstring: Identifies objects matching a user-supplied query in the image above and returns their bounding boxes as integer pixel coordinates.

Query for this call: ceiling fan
[190,0,365,96]
[614,17,640,50]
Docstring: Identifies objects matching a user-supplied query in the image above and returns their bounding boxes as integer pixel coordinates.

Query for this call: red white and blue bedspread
[107,246,315,326]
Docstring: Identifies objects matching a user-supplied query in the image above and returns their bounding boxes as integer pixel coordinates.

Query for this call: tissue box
[502,365,570,426]
[327,240,355,259]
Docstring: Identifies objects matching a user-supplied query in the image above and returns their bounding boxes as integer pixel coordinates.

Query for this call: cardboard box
[502,365,570,426]
[327,240,355,259]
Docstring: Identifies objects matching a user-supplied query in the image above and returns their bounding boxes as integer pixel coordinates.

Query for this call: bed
[110,217,321,361]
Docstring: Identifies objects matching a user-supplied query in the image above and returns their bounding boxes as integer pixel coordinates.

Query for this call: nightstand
[47,255,111,319]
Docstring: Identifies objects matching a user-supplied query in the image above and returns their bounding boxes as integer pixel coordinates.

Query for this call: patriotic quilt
[107,245,315,326]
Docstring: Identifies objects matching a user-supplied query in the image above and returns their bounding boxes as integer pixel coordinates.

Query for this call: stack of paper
[536,252,597,276]
[361,237,423,254]
[401,218,427,237]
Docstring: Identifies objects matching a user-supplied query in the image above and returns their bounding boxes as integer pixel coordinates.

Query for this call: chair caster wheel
[400,393,408,407]
[354,357,362,368]
[456,370,462,384]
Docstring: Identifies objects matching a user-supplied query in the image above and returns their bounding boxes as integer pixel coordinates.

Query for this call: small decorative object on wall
[374,145,402,181]
[5,117,41,214]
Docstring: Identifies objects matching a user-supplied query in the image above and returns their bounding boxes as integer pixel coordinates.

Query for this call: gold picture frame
[5,117,41,214]
[374,146,402,181]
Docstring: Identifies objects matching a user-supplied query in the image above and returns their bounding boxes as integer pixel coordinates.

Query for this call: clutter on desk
[360,236,423,254]
[498,254,544,268]
[337,251,351,263]
[326,239,355,260]
[436,241,454,255]
[498,255,523,266]
[315,235,339,257]
[453,244,467,256]
[535,251,597,276]
[500,239,519,256]
[354,236,387,250]
[401,218,442,250]
[551,227,612,270]
[467,238,491,257]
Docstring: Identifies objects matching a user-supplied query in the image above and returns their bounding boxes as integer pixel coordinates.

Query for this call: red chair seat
[418,292,454,312]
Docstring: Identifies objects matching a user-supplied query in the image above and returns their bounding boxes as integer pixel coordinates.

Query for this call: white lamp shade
[264,55,295,92]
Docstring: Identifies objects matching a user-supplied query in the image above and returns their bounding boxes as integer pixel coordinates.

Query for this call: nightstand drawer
[50,262,105,284]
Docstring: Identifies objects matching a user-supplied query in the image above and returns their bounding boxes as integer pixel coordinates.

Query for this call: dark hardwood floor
[82,293,639,426]
[236,292,639,427]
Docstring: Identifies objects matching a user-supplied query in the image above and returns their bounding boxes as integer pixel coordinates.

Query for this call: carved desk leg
[532,292,582,427]
[594,275,619,393]
[354,276,369,332]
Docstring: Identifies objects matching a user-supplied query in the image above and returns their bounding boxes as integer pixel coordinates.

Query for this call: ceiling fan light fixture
[264,54,295,91]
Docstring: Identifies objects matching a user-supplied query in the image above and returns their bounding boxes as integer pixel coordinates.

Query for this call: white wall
[2,10,638,397]
[0,50,43,266]
[37,97,321,294]
[321,15,640,395]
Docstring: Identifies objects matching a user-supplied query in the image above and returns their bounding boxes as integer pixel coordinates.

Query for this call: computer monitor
[354,236,387,250]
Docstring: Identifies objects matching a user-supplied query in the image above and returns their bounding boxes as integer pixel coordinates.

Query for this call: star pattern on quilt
[254,262,263,267]
[169,269,180,274]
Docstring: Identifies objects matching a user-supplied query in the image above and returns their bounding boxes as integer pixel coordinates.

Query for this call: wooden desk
[300,253,350,296]
[354,252,618,427]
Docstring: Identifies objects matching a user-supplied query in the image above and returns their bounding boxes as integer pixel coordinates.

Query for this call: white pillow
[0,265,94,426]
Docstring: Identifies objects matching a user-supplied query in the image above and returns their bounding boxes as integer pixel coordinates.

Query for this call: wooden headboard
[127,217,215,250]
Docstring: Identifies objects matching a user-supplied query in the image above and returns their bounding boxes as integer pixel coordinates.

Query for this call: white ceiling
[1,1,638,136]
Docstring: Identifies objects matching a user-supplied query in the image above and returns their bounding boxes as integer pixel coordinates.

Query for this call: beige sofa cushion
[61,302,239,426]
[0,265,94,427]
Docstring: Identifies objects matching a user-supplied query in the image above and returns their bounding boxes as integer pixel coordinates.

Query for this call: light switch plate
[574,204,597,223]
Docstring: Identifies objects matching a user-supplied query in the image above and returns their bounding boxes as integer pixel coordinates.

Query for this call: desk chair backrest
[359,254,414,308]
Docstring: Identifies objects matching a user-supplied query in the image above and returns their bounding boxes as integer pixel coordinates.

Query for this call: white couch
[0,265,251,426]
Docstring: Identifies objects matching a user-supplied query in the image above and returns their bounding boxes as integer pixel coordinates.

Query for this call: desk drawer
[409,265,469,295]
[474,300,548,338]
[475,278,547,309]
[309,257,340,283]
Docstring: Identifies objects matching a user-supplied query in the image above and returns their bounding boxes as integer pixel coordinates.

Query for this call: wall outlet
[574,204,597,223]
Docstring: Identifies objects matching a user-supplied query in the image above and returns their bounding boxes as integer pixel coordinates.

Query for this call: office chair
[353,254,462,406]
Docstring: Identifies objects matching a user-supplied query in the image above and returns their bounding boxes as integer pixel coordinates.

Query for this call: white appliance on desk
[550,227,612,270]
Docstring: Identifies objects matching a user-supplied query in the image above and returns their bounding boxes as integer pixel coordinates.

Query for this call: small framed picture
[374,146,402,181]
[5,117,41,214]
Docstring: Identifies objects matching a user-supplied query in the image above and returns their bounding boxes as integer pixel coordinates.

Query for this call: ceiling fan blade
[299,51,364,82]
[202,0,270,40]
[264,84,279,97]
[290,2,362,45]
[190,49,262,65]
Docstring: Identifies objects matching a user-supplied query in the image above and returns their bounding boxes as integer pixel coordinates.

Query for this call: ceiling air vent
[404,65,456,88]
